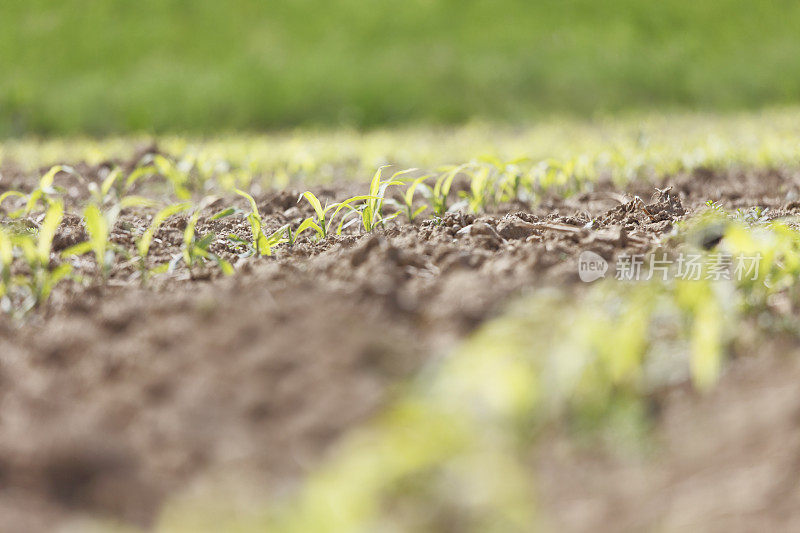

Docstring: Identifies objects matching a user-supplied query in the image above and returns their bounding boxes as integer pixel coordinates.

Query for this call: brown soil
[2,161,800,531]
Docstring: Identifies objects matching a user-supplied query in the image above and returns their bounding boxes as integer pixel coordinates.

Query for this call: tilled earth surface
[2,161,800,531]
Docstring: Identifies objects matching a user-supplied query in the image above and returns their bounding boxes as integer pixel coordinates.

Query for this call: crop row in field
[4,111,800,530]
[3,111,800,315]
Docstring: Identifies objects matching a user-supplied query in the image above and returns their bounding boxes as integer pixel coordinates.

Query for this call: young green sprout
[88,167,122,205]
[35,203,73,305]
[169,210,234,276]
[124,163,159,193]
[360,166,416,232]
[28,166,73,214]
[463,165,495,213]
[134,202,192,282]
[427,164,466,218]
[229,189,291,256]
[9,201,73,308]
[0,165,75,218]
[0,226,36,315]
[86,166,158,211]
[0,190,26,218]
[497,167,525,203]
[295,191,376,240]
[397,174,431,223]
[62,203,118,279]
[0,228,13,305]
[479,155,532,203]
[153,155,192,200]
[228,224,290,257]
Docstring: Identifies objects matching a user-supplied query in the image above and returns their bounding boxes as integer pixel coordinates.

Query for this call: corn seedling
[132,201,192,282]
[169,210,234,276]
[228,223,289,258]
[28,202,71,305]
[7,202,73,309]
[210,206,240,220]
[153,155,192,199]
[0,190,26,217]
[533,158,567,192]
[735,206,769,225]
[5,235,37,314]
[0,228,15,307]
[124,164,161,193]
[360,167,416,232]
[0,226,26,315]
[26,166,73,214]
[0,229,39,315]
[295,191,376,240]
[84,166,158,212]
[462,165,496,213]
[394,174,431,223]
[284,224,296,246]
[0,165,76,218]
[485,156,532,203]
[228,189,289,256]
[62,203,118,279]
[210,194,288,256]
[426,165,465,218]
[87,168,123,205]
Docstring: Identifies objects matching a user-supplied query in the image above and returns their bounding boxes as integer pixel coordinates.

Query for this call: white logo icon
[578,251,608,282]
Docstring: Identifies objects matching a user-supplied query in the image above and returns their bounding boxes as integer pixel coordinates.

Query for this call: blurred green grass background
[2,0,800,136]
